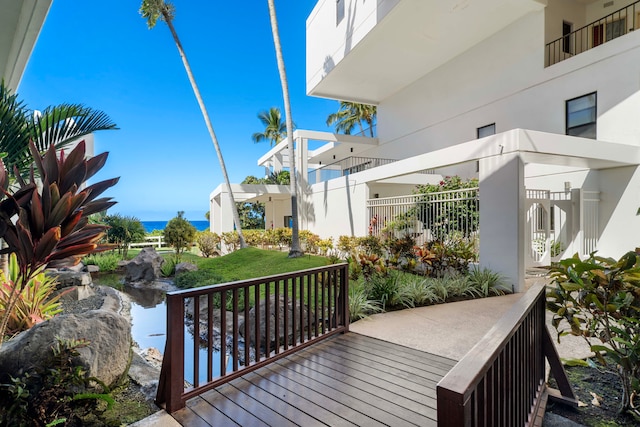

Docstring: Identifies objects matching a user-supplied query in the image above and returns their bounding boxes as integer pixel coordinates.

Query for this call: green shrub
[164,211,197,260]
[196,231,220,258]
[366,272,398,310]
[349,283,382,322]
[467,266,509,297]
[175,270,224,289]
[161,256,177,277]
[547,251,640,415]
[84,252,121,273]
[394,274,437,308]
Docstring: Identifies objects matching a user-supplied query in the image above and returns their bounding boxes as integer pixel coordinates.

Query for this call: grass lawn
[192,247,329,282]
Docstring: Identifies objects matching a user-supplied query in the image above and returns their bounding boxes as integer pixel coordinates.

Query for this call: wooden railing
[156,263,349,413]
[437,283,577,426]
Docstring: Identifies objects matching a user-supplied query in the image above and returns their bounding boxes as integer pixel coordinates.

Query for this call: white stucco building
[211,0,640,291]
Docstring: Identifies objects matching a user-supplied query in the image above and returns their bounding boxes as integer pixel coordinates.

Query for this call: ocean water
[141,220,209,233]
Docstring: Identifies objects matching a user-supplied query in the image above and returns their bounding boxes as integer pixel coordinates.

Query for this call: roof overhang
[307,0,546,104]
[345,129,640,184]
[0,0,52,91]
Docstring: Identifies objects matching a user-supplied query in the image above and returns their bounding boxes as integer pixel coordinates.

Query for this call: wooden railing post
[155,293,185,412]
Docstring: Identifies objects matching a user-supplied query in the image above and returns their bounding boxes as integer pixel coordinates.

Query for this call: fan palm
[266,0,302,257]
[0,81,117,178]
[140,0,247,248]
[252,107,292,147]
[326,101,377,137]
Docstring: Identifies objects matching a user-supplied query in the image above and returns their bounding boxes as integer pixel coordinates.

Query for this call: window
[336,0,345,25]
[477,123,496,139]
[476,124,495,172]
[566,92,596,139]
[562,21,573,54]
[606,16,626,41]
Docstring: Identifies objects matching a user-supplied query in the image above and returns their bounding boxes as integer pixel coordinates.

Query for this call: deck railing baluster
[155,264,349,413]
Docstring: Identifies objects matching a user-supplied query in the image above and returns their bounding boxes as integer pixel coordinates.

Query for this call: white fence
[128,235,166,249]
[366,188,479,243]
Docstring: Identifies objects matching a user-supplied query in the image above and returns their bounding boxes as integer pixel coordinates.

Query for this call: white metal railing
[583,191,600,255]
[128,235,166,249]
[367,188,479,242]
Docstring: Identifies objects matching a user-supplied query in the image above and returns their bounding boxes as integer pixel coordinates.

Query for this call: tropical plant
[0,255,67,337]
[163,211,196,261]
[83,252,121,273]
[547,251,640,415]
[221,231,240,253]
[349,283,382,322]
[251,107,292,147]
[0,81,117,180]
[467,266,509,297]
[393,274,438,308]
[103,214,146,258]
[160,255,178,277]
[0,141,118,346]
[326,101,377,137]
[196,231,220,258]
[140,0,246,249]
[265,0,303,258]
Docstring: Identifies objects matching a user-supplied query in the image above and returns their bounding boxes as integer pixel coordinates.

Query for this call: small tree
[164,211,196,260]
[104,214,146,258]
[547,251,640,416]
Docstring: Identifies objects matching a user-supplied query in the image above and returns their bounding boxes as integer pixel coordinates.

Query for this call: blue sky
[18,0,337,221]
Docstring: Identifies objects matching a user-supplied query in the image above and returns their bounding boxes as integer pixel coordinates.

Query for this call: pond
[92,274,229,385]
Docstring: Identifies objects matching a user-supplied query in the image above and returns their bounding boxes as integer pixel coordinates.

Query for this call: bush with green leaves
[103,214,145,258]
[196,231,221,258]
[547,251,640,416]
[175,269,224,289]
[349,283,382,322]
[83,252,121,273]
[164,211,197,260]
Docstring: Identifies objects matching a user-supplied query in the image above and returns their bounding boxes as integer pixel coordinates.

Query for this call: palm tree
[326,101,377,137]
[0,81,117,178]
[266,0,302,257]
[252,107,290,147]
[140,0,246,248]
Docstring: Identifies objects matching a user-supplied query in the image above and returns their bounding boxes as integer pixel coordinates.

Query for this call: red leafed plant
[0,140,119,346]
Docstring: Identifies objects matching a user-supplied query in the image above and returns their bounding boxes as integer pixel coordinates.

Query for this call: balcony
[306,0,545,104]
[545,0,640,66]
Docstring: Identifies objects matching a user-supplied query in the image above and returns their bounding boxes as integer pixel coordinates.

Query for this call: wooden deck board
[171,332,454,426]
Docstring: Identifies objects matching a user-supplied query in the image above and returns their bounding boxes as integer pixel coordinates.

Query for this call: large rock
[240,295,314,349]
[47,269,93,289]
[125,247,165,283]
[0,309,131,388]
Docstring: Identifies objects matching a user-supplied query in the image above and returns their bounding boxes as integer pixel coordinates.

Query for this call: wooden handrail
[156,263,350,413]
[437,283,577,426]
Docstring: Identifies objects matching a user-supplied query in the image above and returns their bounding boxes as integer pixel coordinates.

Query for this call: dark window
[476,124,495,172]
[566,92,596,139]
[562,21,572,54]
[336,0,345,25]
[477,123,496,139]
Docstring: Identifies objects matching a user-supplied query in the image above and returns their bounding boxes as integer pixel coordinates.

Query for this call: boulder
[175,262,198,276]
[125,247,165,283]
[240,295,314,349]
[0,309,131,388]
[47,269,93,289]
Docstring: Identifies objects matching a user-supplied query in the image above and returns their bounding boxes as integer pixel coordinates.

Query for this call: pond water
[93,275,228,385]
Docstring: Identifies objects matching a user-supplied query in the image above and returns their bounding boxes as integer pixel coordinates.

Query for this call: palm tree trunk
[162,11,246,249]
[267,0,302,257]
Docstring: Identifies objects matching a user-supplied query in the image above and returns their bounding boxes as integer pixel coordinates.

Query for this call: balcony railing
[546,0,640,66]
[308,155,434,185]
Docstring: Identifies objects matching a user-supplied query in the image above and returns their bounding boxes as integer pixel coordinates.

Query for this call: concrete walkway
[350,284,592,361]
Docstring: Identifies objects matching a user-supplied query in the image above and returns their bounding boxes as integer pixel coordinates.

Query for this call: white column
[479,152,525,292]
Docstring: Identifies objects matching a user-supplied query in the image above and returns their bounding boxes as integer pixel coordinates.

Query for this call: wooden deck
[171,332,457,426]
